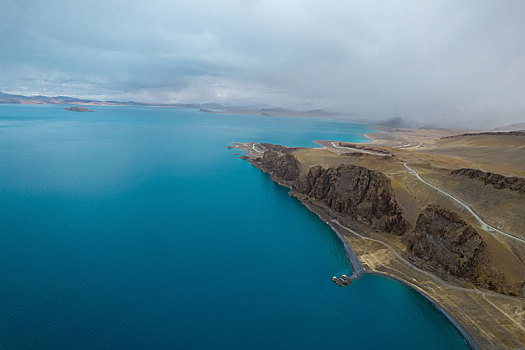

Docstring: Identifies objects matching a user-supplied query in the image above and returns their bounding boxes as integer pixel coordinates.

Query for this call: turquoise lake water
[0,105,467,349]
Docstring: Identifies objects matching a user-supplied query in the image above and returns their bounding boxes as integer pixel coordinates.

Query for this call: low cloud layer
[1,0,524,128]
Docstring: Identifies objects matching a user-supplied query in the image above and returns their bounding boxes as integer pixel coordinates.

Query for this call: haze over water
[0,105,467,349]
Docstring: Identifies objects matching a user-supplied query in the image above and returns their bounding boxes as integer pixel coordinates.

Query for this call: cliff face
[451,168,525,194]
[404,205,486,276]
[293,165,408,235]
[260,149,300,182]
[248,145,523,296]
[255,149,408,235]
[404,205,521,295]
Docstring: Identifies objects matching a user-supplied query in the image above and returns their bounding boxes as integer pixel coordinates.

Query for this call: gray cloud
[1,0,524,128]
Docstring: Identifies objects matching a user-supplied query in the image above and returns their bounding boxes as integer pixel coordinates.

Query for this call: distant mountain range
[0,91,139,106]
[0,91,339,119]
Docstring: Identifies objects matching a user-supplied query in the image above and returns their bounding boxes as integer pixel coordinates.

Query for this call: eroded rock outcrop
[404,205,485,276]
[253,149,408,235]
[246,144,524,295]
[451,168,525,194]
[404,205,522,295]
[293,165,408,235]
[259,149,300,182]
[443,131,525,138]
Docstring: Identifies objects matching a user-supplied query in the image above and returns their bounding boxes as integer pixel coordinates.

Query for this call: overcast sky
[1,0,524,128]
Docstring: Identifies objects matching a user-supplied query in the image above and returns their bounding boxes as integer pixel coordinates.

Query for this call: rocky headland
[248,144,521,296]
[255,147,408,235]
[232,131,525,349]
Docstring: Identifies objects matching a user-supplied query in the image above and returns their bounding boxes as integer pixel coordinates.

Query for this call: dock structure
[332,274,355,287]
[327,218,364,287]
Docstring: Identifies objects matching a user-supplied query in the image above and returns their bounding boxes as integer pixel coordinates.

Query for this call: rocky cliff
[247,145,523,296]
[253,149,408,235]
[451,168,525,194]
[293,164,408,235]
[404,205,522,295]
[259,148,300,182]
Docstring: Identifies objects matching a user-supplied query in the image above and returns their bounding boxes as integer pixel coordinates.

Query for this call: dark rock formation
[404,205,521,295]
[443,131,525,138]
[64,106,93,112]
[259,150,300,182]
[404,205,485,276]
[451,168,525,194]
[259,143,300,154]
[336,142,391,155]
[253,149,408,235]
[245,144,524,295]
[293,165,408,235]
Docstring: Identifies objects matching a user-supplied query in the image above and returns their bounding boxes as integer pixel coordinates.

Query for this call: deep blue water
[0,105,467,349]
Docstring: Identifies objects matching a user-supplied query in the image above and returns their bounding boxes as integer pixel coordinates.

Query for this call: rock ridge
[293,164,408,235]
[244,144,524,296]
[451,168,525,194]
[404,205,522,295]
[253,149,408,235]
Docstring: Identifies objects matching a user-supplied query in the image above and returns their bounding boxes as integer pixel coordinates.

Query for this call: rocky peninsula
[232,128,525,349]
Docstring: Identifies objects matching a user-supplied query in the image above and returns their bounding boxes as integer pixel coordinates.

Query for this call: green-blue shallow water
[0,105,467,349]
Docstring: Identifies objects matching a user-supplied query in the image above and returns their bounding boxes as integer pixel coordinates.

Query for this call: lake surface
[0,105,467,349]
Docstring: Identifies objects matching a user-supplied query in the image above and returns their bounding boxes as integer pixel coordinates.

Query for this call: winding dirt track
[323,141,525,245]
[402,163,525,245]
[330,219,520,301]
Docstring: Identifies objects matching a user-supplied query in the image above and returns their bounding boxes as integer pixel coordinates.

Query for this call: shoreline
[235,137,525,348]
[369,271,479,350]
[244,144,481,350]
[295,196,480,350]
[299,199,364,279]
